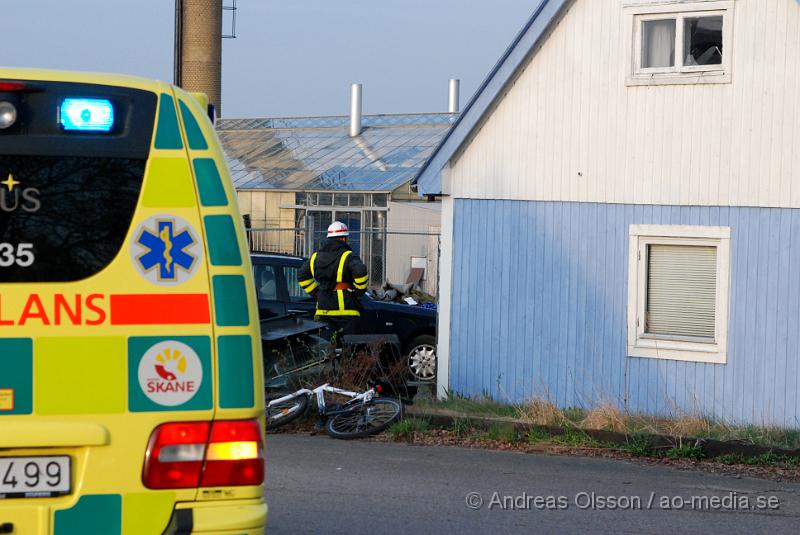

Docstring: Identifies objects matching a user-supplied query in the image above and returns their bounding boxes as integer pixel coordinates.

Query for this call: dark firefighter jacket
[298,238,369,316]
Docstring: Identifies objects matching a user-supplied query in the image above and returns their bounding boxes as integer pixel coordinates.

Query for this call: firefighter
[298,221,369,335]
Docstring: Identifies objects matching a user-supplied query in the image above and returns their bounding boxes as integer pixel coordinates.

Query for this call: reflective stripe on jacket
[297,238,368,316]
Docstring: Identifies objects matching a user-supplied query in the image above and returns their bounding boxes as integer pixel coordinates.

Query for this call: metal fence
[246,227,440,297]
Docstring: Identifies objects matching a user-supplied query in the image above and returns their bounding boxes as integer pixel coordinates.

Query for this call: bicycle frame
[315,384,375,416]
[267,383,376,419]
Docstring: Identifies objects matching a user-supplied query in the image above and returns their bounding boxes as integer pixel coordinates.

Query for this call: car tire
[406,334,437,382]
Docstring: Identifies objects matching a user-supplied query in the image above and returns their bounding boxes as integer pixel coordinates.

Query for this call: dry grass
[515,399,565,427]
[580,402,627,433]
[303,340,405,390]
[665,415,713,437]
[427,394,800,450]
[336,350,379,390]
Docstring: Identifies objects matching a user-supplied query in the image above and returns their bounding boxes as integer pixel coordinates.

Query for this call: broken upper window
[628,2,732,85]
[684,16,723,66]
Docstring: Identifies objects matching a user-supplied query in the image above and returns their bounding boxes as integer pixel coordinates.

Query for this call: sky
[5,0,538,118]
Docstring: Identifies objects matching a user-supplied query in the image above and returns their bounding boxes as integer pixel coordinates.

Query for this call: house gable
[418,0,800,209]
[414,0,573,196]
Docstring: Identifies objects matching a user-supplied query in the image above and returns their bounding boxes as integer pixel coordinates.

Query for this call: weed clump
[526,428,549,443]
[665,443,705,460]
[387,418,430,440]
[451,417,472,437]
[667,416,712,438]
[714,452,800,467]
[622,435,655,457]
[553,429,598,448]
[581,403,626,433]
[516,399,564,427]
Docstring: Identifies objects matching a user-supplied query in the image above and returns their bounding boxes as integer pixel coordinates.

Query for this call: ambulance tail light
[143,420,264,490]
[201,420,264,487]
[143,421,210,489]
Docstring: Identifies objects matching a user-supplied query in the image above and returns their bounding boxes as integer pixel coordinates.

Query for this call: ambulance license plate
[0,456,71,498]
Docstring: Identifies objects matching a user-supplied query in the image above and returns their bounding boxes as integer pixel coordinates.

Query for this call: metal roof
[217,113,457,192]
[414,0,574,195]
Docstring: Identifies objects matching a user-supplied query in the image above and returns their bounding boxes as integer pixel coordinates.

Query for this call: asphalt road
[264,434,800,535]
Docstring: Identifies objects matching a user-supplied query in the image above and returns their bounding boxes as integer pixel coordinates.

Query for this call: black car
[251,253,437,381]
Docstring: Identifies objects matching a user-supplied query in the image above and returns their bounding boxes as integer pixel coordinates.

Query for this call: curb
[406,407,800,459]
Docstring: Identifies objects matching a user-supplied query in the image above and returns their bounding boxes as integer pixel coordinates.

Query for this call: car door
[281,261,317,316]
[357,293,386,334]
[252,262,286,319]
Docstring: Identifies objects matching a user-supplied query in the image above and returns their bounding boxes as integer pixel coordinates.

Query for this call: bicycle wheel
[266,394,309,431]
[325,397,402,439]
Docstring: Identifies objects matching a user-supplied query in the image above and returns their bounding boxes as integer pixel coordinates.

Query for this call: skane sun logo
[154,347,187,381]
[138,341,203,407]
[131,216,202,286]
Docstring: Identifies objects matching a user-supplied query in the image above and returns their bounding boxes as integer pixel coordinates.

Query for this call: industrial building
[217,99,456,294]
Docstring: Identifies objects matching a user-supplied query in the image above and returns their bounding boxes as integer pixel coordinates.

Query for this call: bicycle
[266,382,403,439]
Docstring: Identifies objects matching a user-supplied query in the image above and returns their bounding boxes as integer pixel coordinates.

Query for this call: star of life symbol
[131,215,202,286]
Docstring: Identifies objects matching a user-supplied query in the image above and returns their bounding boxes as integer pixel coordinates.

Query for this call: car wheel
[406,335,437,382]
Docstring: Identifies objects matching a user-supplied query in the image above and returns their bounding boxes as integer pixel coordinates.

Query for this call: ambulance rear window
[0,80,157,283]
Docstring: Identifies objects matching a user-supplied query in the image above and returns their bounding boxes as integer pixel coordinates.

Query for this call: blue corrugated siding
[450,200,800,427]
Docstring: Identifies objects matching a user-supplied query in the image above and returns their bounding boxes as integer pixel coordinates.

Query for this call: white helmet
[327,221,349,238]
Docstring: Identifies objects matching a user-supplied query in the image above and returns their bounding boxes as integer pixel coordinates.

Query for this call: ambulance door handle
[0,422,110,448]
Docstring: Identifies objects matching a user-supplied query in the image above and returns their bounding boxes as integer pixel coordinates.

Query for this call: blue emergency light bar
[59,98,115,132]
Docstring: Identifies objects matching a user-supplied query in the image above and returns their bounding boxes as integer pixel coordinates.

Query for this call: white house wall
[451,0,800,208]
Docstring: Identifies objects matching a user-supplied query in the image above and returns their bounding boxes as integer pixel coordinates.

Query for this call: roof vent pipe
[350,83,362,137]
[448,79,460,113]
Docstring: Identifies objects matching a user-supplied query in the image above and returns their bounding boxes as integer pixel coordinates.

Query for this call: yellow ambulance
[0,68,267,534]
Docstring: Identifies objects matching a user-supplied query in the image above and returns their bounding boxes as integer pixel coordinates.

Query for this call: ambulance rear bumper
[163,499,267,534]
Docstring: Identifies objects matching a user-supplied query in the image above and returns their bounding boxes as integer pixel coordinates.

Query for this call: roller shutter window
[645,244,717,340]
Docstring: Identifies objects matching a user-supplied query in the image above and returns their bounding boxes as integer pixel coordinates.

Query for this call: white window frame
[627,225,731,364]
[624,1,734,86]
